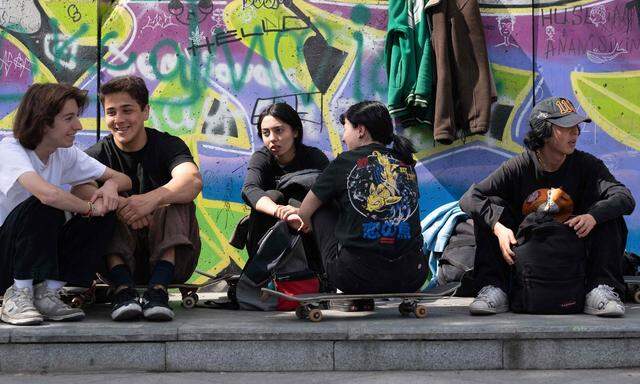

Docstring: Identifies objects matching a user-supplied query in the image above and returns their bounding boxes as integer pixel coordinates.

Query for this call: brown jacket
[428,0,495,144]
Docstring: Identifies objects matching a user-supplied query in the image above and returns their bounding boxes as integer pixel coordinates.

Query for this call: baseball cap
[529,97,592,128]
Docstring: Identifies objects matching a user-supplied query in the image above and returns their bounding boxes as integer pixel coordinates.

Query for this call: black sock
[108,264,134,289]
[149,260,175,289]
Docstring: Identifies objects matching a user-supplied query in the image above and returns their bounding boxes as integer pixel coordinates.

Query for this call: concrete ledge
[0,343,165,373]
[166,341,334,371]
[334,340,503,370]
[0,299,639,372]
[503,338,640,369]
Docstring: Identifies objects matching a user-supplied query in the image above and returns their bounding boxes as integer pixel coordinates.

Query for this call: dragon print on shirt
[347,151,418,244]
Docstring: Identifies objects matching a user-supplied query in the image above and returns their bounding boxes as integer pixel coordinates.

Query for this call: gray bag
[236,220,312,310]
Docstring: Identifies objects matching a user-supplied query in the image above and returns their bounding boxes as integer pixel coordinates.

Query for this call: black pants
[0,196,117,293]
[472,213,628,296]
[311,203,428,294]
[246,190,323,275]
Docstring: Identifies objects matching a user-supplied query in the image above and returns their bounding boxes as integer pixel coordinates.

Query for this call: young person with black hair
[460,96,635,317]
[238,103,329,266]
[286,101,428,294]
[0,83,131,325]
[74,76,203,322]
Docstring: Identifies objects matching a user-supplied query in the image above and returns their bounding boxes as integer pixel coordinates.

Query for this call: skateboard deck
[261,281,460,322]
[62,271,239,309]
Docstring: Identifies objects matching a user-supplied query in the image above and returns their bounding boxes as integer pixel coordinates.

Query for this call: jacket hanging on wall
[385,0,435,126]
[427,0,495,144]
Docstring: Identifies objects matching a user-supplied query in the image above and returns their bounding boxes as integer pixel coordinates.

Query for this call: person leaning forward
[72,76,203,322]
[460,96,635,317]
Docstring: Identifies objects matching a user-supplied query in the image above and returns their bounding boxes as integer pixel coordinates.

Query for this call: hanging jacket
[385,0,434,125]
[428,0,495,144]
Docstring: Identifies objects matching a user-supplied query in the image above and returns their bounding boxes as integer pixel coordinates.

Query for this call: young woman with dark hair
[287,101,428,295]
[237,103,329,264]
[0,83,131,325]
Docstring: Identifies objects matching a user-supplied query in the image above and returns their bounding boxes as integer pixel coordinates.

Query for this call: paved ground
[1,369,640,384]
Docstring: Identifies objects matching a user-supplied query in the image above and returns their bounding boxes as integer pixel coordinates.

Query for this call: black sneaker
[110,287,142,321]
[141,287,174,321]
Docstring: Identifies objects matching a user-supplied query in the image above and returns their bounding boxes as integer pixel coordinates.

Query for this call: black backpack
[510,212,586,314]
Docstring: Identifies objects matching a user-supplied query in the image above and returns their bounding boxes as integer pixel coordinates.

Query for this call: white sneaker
[34,283,85,321]
[584,284,625,317]
[0,285,43,325]
[469,285,509,315]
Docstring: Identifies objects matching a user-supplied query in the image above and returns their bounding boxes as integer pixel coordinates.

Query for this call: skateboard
[261,281,460,322]
[63,271,239,309]
[624,276,640,304]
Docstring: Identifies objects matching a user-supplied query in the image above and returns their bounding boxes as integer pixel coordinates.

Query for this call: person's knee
[21,196,65,226]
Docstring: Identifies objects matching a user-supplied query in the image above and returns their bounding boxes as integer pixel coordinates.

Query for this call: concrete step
[1,297,639,373]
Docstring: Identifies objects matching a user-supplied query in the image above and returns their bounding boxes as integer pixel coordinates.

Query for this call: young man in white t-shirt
[0,83,131,326]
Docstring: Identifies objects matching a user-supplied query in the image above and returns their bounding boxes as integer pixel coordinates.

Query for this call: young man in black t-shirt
[461,97,635,317]
[73,76,203,321]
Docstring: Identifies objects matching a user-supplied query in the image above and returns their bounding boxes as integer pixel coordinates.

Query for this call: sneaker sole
[143,307,174,321]
[469,305,509,315]
[584,307,625,317]
[1,312,43,325]
[44,312,86,322]
[111,303,143,321]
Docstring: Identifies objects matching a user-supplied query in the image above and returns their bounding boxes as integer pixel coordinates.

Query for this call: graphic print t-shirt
[311,144,422,258]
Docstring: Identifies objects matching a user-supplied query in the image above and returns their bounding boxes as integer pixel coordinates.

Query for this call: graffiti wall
[1,0,639,281]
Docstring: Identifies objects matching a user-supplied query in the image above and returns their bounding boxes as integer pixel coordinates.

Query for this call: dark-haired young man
[74,76,202,321]
[0,83,131,325]
[460,97,635,317]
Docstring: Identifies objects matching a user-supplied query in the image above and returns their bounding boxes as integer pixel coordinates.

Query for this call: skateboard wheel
[192,293,199,303]
[398,302,412,316]
[295,306,306,319]
[414,305,427,318]
[71,296,84,308]
[634,290,640,304]
[308,308,323,322]
[182,296,196,309]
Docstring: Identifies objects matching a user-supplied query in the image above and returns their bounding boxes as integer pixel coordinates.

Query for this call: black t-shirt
[86,128,195,194]
[460,149,635,229]
[311,143,423,258]
[241,144,329,208]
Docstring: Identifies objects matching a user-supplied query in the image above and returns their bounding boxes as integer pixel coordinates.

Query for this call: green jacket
[385,0,434,124]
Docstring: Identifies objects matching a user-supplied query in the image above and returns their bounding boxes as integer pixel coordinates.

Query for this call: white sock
[45,280,66,290]
[14,279,33,290]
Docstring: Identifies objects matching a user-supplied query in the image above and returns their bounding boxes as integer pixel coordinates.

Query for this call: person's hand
[90,180,119,212]
[564,214,596,238]
[118,194,159,225]
[274,205,298,220]
[90,197,108,217]
[286,213,309,233]
[493,221,517,265]
[130,215,153,230]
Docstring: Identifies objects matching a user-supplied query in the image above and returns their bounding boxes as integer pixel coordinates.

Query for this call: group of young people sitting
[0,74,634,326]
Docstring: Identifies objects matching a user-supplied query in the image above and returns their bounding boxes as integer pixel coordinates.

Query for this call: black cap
[529,97,592,128]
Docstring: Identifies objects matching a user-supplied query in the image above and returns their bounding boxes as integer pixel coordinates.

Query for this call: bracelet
[82,201,93,217]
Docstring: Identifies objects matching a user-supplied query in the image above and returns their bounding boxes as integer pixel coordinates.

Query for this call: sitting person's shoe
[141,287,174,321]
[469,285,509,315]
[110,286,142,321]
[0,285,43,325]
[584,284,625,317]
[33,283,85,321]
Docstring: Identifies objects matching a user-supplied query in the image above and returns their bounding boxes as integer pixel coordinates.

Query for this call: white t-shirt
[0,137,107,226]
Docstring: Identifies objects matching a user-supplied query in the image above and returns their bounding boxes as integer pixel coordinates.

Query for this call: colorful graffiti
[1,0,639,282]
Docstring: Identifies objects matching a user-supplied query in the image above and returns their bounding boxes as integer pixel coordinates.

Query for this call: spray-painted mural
[1,0,639,282]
